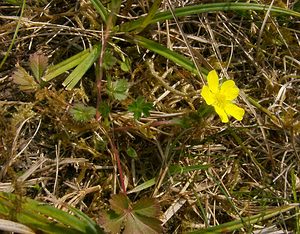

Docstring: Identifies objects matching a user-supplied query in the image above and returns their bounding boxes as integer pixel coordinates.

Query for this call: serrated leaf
[29,52,48,81]
[12,65,39,92]
[110,193,130,215]
[124,213,162,234]
[98,210,124,233]
[132,198,160,218]
[107,78,129,101]
[69,103,96,122]
[99,193,162,234]
[128,97,153,120]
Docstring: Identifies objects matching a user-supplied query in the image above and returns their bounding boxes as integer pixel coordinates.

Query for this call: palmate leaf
[69,103,96,122]
[124,213,162,234]
[128,97,153,120]
[99,193,162,234]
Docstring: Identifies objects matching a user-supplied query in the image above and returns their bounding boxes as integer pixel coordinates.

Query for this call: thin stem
[108,135,126,194]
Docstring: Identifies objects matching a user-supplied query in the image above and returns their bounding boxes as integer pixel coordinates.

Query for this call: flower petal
[214,105,229,123]
[220,80,239,101]
[207,70,219,93]
[224,103,245,121]
[201,85,215,105]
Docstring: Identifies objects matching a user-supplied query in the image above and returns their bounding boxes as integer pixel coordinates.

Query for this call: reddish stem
[108,136,126,194]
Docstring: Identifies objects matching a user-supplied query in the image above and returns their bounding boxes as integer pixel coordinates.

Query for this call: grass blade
[0,0,26,70]
[135,0,163,33]
[43,48,91,82]
[120,2,300,32]
[188,204,298,233]
[133,35,208,75]
[90,0,109,23]
[169,164,211,175]
[62,44,101,90]
[0,192,103,234]
[67,205,104,234]
[127,178,156,194]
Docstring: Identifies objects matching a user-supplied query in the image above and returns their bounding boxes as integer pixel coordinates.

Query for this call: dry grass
[0,0,300,233]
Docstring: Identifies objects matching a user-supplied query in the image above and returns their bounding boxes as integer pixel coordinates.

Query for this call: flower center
[214,93,226,108]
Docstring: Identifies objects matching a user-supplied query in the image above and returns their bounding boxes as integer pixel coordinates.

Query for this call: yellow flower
[201,70,245,123]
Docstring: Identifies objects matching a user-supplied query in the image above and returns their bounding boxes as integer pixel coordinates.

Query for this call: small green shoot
[128,97,153,120]
[126,146,138,159]
[120,57,131,72]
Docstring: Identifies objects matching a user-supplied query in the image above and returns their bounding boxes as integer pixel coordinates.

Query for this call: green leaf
[29,52,48,81]
[109,0,122,26]
[120,57,131,72]
[127,178,156,194]
[128,96,153,120]
[107,78,129,101]
[126,147,138,159]
[169,164,211,175]
[43,47,91,82]
[135,0,163,33]
[12,65,39,92]
[69,103,96,122]
[111,193,131,215]
[63,44,101,90]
